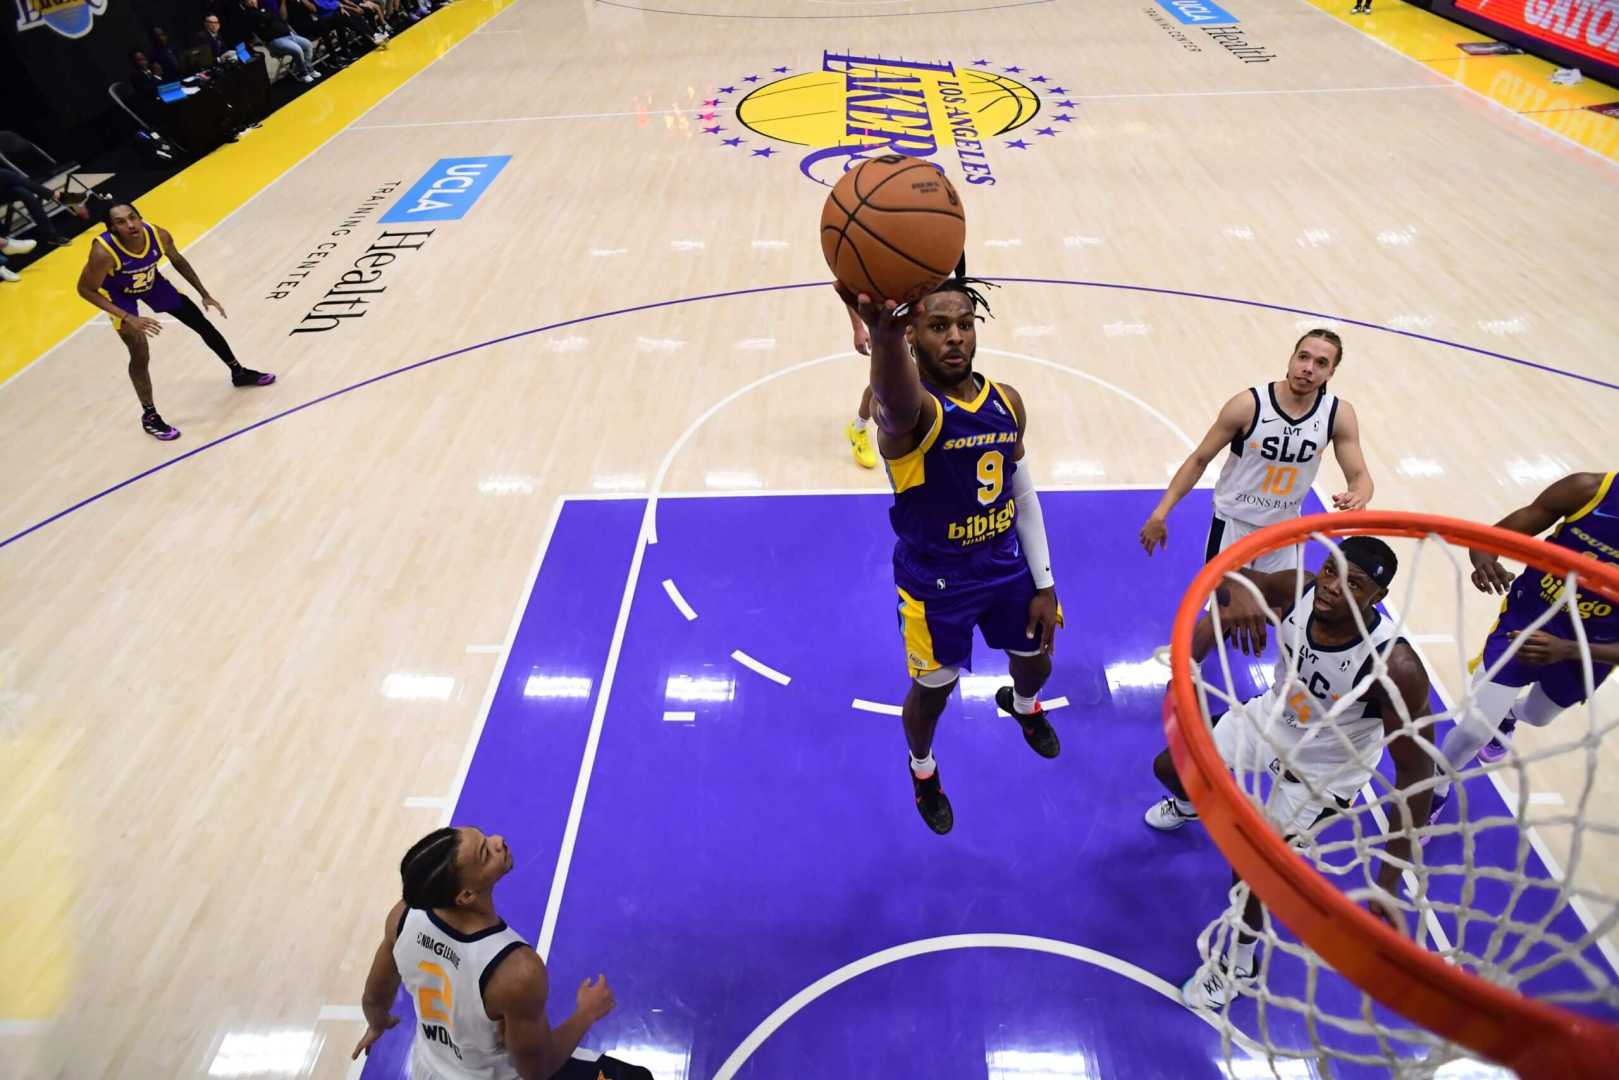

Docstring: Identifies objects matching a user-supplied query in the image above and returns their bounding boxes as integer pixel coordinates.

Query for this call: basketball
[819,155,966,305]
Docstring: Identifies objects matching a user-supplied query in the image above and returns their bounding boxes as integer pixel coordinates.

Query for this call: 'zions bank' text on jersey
[886,376,1022,565]
[394,907,528,1080]
[1214,383,1339,527]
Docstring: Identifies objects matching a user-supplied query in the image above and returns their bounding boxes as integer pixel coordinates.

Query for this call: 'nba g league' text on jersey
[1214,383,1339,527]
[394,907,528,1080]
[1249,583,1403,799]
[886,377,1022,562]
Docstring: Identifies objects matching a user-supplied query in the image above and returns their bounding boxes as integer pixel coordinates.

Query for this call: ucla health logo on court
[14,0,107,38]
[278,156,510,335]
[700,51,1076,187]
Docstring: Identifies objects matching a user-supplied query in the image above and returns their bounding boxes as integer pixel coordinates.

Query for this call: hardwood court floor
[1,1,1616,1077]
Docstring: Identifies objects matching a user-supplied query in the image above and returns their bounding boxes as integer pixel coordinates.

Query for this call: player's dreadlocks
[911,275,999,321]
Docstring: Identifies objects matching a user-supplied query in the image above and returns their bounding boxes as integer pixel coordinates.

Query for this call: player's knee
[913,664,959,691]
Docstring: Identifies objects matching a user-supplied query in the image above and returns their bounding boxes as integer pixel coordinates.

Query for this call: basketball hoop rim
[1164,509,1619,1077]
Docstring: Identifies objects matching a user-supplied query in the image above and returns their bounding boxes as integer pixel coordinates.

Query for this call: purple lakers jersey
[887,377,1021,562]
[95,223,168,304]
[1503,471,1619,642]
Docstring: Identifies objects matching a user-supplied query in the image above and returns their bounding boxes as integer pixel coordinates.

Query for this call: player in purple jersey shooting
[76,203,273,441]
[843,277,1062,834]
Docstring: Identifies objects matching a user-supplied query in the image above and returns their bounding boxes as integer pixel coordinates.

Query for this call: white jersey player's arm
[1141,391,1257,556]
[1190,567,1313,661]
[485,948,615,1079]
[351,900,406,1062]
[1369,643,1435,933]
[1327,399,1374,512]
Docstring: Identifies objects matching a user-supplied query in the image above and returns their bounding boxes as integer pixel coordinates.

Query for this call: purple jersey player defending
[76,203,274,440]
[843,278,1062,835]
[1430,470,1619,822]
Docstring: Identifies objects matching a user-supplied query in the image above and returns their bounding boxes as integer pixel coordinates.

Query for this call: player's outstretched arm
[157,226,225,317]
[1328,400,1373,511]
[838,285,930,450]
[1190,567,1311,660]
[1470,471,1607,594]
[1370,644,1435,933]
[489,949,614,1080]
[351,900,405,1060]
[1142,391,1256,555]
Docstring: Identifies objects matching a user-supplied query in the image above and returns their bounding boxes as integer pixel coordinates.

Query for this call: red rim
[1164,509,1619,1077]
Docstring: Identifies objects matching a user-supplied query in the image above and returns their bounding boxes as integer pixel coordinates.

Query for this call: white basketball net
[1183,530,1619,1078]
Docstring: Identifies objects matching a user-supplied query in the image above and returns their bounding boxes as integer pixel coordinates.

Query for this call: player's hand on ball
[128,315,163,338]
[1508,629,1571,666]
[1026,588,1063,655]
[1469,553,1513,595]
[350,1014,399,1059]
[1331,490,1366,511]
[1139,514,1168,555]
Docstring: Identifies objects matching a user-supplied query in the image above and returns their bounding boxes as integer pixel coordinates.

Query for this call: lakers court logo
[701,51,1073,187]
[14,0,108,37]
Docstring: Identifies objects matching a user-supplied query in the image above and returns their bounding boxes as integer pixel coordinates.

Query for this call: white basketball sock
[909,751,936,779]
[1013,690,1038,714]
[852,416,868,431]
[1232,937,1257,973]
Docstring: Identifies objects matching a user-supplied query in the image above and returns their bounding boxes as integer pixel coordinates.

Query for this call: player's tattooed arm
[1329,400,1373,511]
[157,226,226,317]
[1370,643,1435,934]
[1142,390,1256,555]
[1470,472,1607,594]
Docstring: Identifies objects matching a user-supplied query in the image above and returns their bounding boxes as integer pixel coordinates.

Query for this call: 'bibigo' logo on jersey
[698,51,1073,187]
[15,0,108,38]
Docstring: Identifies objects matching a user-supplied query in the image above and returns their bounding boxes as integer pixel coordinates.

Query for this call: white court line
[351,106,710,131]
[731,649,791,685]
[710,934,1267,1078]
[662,710,696,723]
[436,493,566,828]
[3,0,530,394]
[661,578,698,620]
[465,643,503,654]
[852,698,902,716]
[1043,695,1070,710]
[317,1005,365,1022]
[1408,633,1454,644]
[1285,0,1619,175]
[1528,791,1566,807]
[1078,83,1448,102]
[403,795,450,809]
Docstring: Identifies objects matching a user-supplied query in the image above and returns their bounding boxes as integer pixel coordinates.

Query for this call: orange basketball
[819,156,966,305]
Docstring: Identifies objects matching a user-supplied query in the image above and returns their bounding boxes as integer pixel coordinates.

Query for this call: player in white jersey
[1140,329,1373,571]
[352,826,616,1079]
[1142,537,1435,1009]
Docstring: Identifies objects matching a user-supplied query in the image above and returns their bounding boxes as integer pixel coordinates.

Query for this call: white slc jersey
[394,907,529,1080]
[1246,583,1404,799]
[1213,383,1339,526]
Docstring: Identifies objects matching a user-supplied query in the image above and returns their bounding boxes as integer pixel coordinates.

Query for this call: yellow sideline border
[1300,0,1619,161]
[0,0,516,384]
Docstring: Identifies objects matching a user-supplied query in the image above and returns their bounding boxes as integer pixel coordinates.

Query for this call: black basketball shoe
[997,686,1060,758]
[911,764,953,835]
[231,367,276,387]
[141,408,180,441]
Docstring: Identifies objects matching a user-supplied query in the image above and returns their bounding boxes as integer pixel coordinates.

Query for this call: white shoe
[1180,958,1255,1010]
[1144,795,1199,831]
[2,238,36,256]
[372,31,389,44]
[0,266,20,282]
